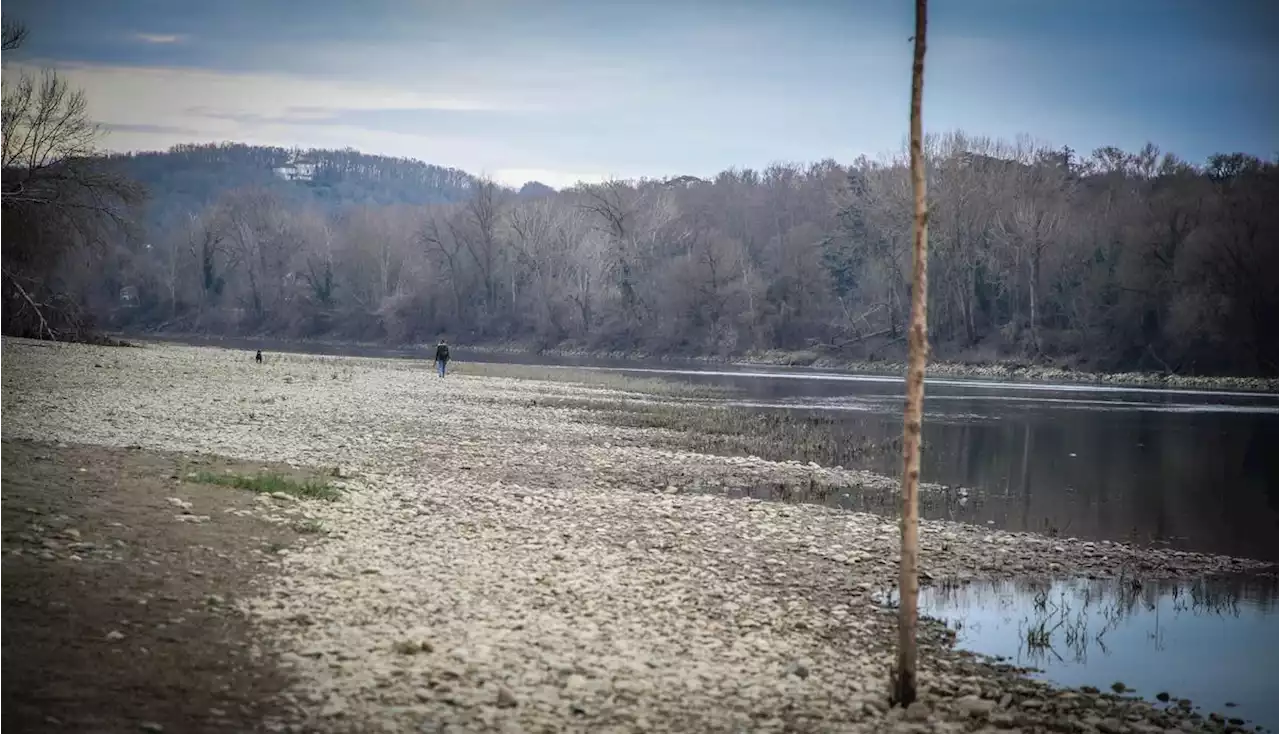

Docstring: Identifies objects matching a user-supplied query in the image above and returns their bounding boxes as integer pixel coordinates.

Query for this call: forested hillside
[70,134,1271,377]
[106,143,488,226]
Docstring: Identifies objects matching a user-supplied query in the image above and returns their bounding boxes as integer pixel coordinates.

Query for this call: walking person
[434,338,450,378]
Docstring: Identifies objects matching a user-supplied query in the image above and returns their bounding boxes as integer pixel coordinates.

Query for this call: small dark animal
[255,350,263,364]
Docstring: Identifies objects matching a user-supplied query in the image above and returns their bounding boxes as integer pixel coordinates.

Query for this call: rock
[320,697,346,718]
[905,701,930,721]
[564,674,588,690]
[393,639,433,655]
[105,630,126,641]
[1097,718,1126,734]
[496,686,518,708]
[269,492,297,503]
[957,695,996,718]
[139,722,165,732]
[988,712,1018,728]
[1155,692,1170,702]
[166,497,193,512]
[786,660,810,679]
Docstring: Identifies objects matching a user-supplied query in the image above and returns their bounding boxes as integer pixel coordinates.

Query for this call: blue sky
[5,0,1276,187]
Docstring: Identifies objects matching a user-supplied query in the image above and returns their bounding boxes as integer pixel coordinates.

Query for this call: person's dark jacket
[435,343,450,362]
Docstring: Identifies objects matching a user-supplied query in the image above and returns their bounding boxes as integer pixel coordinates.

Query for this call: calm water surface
[894,576,1279,733]
[581,365,1278,562]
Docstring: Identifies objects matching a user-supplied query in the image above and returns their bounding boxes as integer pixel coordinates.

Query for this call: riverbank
[471,343,1280,394]
[3,337,1271,733]
[111,330,1278,394]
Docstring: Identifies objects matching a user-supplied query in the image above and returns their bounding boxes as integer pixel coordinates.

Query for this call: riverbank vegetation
[547,396,907,470]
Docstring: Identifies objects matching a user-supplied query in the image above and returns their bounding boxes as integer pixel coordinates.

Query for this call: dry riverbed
[1,338,1270,733]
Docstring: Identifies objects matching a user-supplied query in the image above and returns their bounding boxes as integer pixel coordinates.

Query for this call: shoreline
[4,338,1272,732]
[111,330,1279,393]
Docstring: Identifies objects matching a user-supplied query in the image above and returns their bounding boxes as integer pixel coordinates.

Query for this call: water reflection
[917,576,1279,733]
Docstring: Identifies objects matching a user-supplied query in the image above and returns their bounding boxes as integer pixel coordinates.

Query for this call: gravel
[3,337,1267,733]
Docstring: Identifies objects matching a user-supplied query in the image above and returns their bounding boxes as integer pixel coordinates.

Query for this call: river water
[577,363,1278,563]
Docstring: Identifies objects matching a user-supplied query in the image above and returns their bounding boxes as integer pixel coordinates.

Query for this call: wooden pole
[893,0,930,708]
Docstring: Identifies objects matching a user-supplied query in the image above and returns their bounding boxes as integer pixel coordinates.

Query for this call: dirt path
[1,439,319,734]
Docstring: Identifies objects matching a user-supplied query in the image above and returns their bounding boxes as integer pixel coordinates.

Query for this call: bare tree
[892,0,929,707]
[1,17,141,340]
[419,206,470,322]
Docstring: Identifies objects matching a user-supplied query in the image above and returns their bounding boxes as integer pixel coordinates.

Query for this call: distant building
[273,154,318,182]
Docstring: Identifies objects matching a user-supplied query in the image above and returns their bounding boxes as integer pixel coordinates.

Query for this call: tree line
[3,22,1275,376]
[95,137,1273,376]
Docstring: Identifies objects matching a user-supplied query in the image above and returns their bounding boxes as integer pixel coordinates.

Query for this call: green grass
[189,470,342,501]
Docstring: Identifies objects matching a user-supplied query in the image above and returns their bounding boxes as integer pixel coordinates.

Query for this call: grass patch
[189,470,341,501]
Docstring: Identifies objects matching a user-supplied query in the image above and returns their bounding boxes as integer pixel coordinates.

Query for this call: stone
[393,639,432,655]
[1097,718,1126,734]
[988,712,1018,728]
[957,695,996,718]
[105,630,126,642]
[496,686,518,708]
[166,497,193,512]
[786,660,810,679]
[905,701,930,721]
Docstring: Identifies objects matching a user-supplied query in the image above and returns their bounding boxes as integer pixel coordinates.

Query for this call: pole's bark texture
[894,0,929,708]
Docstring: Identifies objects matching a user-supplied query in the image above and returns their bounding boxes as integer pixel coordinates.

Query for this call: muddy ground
[1,439,320,733]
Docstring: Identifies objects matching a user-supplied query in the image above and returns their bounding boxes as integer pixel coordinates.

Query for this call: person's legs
[438,360,447,378]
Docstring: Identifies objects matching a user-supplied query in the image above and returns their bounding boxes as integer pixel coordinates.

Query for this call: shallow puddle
[917,575,1278,732]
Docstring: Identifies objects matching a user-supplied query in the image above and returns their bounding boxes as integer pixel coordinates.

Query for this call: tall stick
[893,0,929,707]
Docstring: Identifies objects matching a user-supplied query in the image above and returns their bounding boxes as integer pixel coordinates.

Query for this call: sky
[4,0,1276,188]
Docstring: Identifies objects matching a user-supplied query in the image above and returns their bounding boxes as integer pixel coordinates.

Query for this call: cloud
[490,169,608,189]
[24,60,601,175]
[98,122,204,136]
[133,33,187,44]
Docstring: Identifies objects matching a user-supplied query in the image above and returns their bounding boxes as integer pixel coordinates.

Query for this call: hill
[105,143,554,227]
